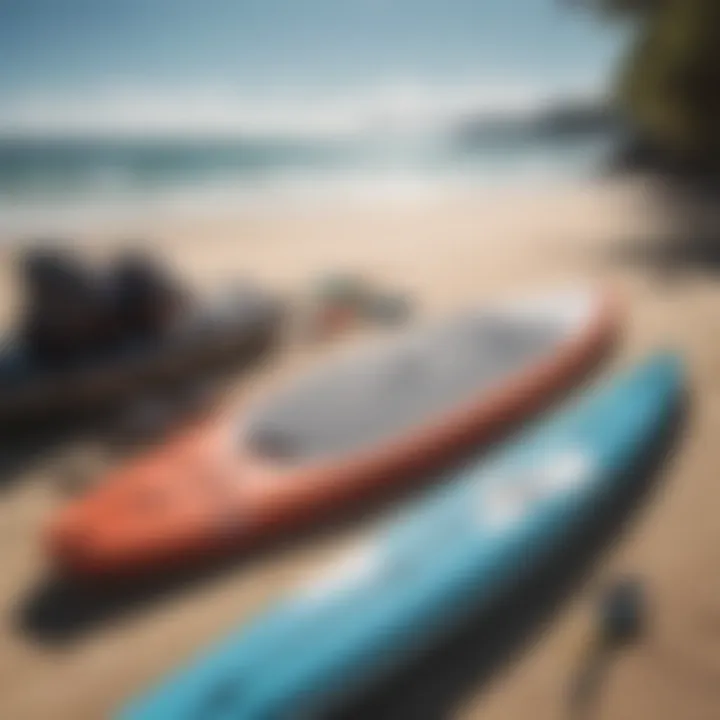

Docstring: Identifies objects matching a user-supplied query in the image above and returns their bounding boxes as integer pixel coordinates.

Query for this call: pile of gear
[19,244,190,366]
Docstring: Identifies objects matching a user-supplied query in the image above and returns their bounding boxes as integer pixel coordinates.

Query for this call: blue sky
[0,0,626,135]
[0,0,623,91]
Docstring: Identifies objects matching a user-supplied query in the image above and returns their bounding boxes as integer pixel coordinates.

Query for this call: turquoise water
[0,121,617,197]
[0,104,621,234]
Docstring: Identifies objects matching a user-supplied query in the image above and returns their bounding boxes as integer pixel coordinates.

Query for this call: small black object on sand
[598,575,647,648]
[568,576,648,719]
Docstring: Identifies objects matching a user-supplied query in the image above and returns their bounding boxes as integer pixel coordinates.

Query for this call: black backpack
[110,251,188,338]
[20,245,111,362]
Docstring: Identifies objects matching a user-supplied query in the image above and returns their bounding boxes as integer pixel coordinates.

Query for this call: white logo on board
[480,448,593,531]
[298,542,382,606]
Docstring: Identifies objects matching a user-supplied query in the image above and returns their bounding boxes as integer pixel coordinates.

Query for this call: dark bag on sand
[19,247,113,364]
[109,252,190,340]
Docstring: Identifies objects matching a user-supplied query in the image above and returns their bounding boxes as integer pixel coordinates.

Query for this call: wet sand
[1,177,720,719]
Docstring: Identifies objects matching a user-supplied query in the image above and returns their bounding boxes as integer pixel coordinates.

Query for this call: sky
[0,0,627,136]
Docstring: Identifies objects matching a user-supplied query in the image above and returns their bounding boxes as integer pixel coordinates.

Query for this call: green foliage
[583,0,720,166]
[566,0,662,18]
[582,0,662,16]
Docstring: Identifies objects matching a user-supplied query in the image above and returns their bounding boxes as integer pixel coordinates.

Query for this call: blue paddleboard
[119,353,683,720]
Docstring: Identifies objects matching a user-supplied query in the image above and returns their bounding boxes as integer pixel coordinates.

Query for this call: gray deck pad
[246,292,595,464]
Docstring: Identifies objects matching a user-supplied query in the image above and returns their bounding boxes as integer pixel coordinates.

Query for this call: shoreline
[0,164,615,240]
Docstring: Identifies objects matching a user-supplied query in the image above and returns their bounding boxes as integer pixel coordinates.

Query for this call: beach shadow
[0,391,205,495]
[603,180,720,281]
[0,417,104,493]
[607,231,720,281]
[328,390,689,720]
[566,641,616,720]
[0,338,279,494]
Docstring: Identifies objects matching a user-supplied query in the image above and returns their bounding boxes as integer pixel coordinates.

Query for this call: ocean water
[0,100,620,234]
[0,0,628,235]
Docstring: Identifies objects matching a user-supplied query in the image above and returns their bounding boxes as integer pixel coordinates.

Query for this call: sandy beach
[1,177,720,719]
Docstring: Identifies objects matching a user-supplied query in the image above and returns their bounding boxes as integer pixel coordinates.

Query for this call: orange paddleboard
[47,287,619,579]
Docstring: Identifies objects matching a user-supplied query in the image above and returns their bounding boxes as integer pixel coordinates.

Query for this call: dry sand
[1,177,720,719]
